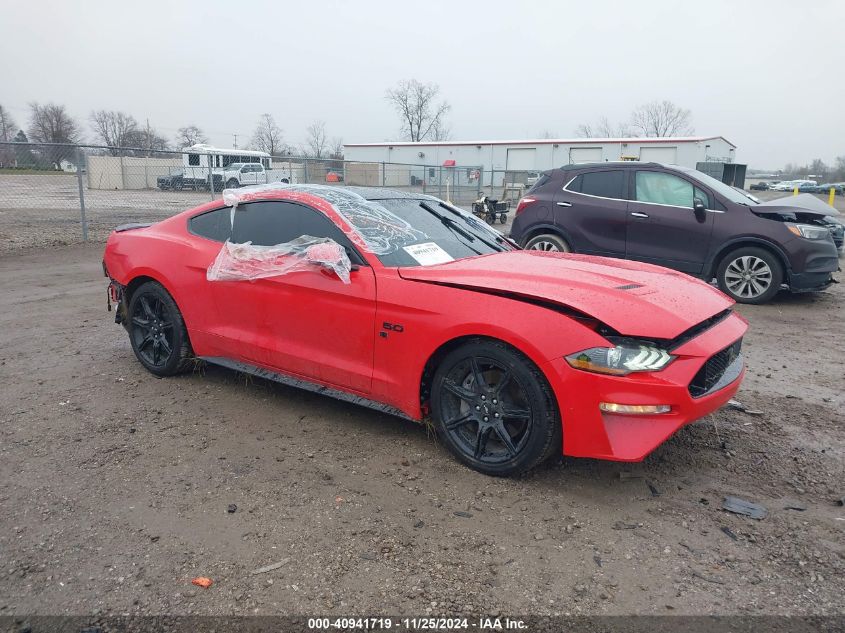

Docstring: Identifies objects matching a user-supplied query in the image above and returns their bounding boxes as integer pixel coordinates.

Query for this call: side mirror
[693,198,706,213]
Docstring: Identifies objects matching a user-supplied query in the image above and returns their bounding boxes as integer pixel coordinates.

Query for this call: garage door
[639,146,678,164]
[569,147,603,163]
[506,148,536,171]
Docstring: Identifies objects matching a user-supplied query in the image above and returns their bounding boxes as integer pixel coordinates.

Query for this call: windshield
[226,162,244,170]
[371,199,512,267]
[675,166,758,205]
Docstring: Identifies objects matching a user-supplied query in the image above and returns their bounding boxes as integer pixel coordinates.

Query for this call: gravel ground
[0,243,843,619]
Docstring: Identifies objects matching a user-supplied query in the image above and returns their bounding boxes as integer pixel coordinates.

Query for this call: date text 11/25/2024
[307,617,528,630]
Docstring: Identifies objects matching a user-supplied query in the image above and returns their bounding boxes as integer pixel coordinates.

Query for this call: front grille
[688,338,743,398]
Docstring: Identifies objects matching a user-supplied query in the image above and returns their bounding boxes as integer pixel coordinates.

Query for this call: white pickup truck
[219,162,295,188]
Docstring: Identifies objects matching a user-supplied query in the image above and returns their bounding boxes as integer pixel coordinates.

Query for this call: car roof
[557,161,664,171]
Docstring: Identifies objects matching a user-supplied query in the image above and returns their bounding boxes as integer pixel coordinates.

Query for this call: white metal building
[344,136,737,174]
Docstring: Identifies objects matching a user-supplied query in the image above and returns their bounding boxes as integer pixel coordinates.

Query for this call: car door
[625,169,715,274]
[554,169,627,256]
[208,200,377,393]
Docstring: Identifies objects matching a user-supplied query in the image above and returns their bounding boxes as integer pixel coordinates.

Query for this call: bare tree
[329,137,344,160]
[27,102,81,144]
[89,110,140,152]
[630,100,693,137]
[28,102,82,165]
[305,120,328,158]
[251,113,285,156]
[431,118,452,141]
[538,130,557,139]
[0,104,17,142]
[574,116,632,138]
[385,79,451,142]
[0,104,18,167]
[175,125,207,148]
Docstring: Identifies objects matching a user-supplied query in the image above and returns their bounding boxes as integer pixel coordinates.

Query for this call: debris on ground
[251,559,290,575]
[453,511,473,518]
[720,526,739,541]
[618,471,643,480]
[692,570,726,585]
[191,577,213,588]
[646,480,661,497]
[226,504,237,513]
[722,496,767,520]
[782,500,807,511]
[612,521,638,530]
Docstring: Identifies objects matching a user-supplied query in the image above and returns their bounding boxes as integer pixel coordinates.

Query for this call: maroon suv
[511,162,841,304]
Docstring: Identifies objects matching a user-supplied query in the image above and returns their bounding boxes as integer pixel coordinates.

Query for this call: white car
[219,162,293,189]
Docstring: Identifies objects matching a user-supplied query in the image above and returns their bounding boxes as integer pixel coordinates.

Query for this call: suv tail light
[515,197,537,216]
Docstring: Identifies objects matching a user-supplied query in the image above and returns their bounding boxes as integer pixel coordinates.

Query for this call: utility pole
[232,133,238,149]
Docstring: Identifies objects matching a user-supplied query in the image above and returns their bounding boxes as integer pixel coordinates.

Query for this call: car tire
[127,281,194,377]
[430,338,561,477]
[226,179,239,189]
[716,246,783,304]
[524,233,571,253]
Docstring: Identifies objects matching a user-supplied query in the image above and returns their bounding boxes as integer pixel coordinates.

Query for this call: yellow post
[793,186,799,196]
[829,187,836,206]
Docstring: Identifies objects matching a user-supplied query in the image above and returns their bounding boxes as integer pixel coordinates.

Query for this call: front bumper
[544,311,748,461]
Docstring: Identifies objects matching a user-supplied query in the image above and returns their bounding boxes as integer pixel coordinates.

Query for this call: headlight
[786,223,832,240]
[565,344,674,375]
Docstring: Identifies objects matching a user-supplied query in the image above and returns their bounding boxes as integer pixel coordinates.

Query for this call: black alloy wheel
[431,339,560,476]
[128,281,193,376]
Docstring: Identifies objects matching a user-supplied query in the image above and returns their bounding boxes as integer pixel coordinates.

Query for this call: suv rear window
[526,174,551,193]
[567,170,625,199]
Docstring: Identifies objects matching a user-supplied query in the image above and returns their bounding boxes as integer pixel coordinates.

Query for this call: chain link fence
[0,141,487,251]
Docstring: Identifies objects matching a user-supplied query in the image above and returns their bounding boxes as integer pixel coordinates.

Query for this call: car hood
[397,251,733,339]
[755,193,840,218]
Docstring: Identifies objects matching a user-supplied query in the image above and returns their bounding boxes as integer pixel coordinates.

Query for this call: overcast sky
[2,0,843,168]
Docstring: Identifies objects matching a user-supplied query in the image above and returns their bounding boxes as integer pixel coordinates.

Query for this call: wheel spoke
[469,357,487,391]
[152,339,161,363]
[443,379,477,403]
[138,333,154,350]
[473,426,492,459]
[139,296,155,319]
[159,336,172,356]
[492,421,518,456]
[492,368,511,397]
[444,412,473,431]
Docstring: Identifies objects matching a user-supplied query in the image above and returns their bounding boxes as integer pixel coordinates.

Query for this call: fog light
[599,403,671,415]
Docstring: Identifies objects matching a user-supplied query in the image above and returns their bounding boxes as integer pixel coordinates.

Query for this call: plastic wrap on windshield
[221,183,425,255]
[207,235,352,284]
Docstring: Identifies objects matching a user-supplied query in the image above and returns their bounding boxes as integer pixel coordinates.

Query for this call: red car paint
[103,187,747,462]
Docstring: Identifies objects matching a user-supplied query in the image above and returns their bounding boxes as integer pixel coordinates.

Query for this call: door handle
[556,201,572,207]
[630,211,649,218]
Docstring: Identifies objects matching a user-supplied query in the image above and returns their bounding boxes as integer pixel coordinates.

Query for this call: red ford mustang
[103,185,747,476]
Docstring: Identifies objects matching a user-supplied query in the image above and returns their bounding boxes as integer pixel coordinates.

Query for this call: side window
[577,170,625,199]
[190,207,232,242]
[231,201,358,255]
[188,153,200,166]
[635,171,694,208]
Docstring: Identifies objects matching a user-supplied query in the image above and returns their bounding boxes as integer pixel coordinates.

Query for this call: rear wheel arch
[519,224,574,249]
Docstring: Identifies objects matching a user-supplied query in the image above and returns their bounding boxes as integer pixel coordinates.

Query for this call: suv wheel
[524,233,571,253]
[716,247,783,304]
